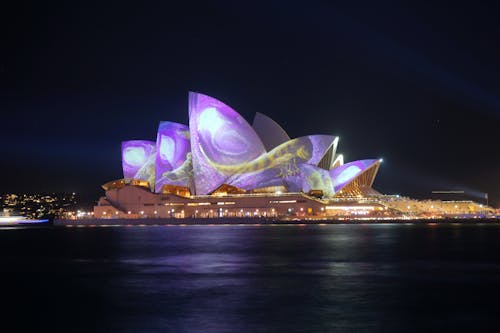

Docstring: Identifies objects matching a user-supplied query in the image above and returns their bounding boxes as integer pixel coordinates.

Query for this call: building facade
[94,92,494,220]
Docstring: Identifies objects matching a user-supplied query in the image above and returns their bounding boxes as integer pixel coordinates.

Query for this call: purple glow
[299,164,334,196]
[329,159,379,192]
[226,135,336,190]
[155,122,192,192]
[189,92,266,194]
[116,92,381,197]
[122,140,156,180]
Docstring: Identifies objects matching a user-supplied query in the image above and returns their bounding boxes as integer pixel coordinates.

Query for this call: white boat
[0,212,49,226]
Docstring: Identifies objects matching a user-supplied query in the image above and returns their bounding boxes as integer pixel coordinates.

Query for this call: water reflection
[1,224,500,332]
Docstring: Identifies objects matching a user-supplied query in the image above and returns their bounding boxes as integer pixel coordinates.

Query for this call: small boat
[0,212,50,226]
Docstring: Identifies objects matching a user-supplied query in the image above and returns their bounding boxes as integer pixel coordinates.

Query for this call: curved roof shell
[154,122,192,192]
[329,159,380,192]
[226,135,336,190]
[188,92,266,194]
[252,112,291,151]
[118,92,381,197]
[121,140,156,188]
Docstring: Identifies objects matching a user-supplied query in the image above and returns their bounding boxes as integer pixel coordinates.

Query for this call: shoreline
[54,217,500,227]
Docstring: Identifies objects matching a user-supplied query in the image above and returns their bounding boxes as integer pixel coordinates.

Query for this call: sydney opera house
[93,92,492,219]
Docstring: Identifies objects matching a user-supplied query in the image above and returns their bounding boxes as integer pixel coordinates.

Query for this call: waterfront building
[94,92,494,219]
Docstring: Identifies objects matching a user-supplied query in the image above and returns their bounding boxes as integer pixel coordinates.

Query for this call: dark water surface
[1,224,500,332]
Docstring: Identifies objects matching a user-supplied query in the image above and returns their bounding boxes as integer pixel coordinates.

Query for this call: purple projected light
[115,92,382,197]
[155,122,192,192]
[122,140,156,179]
[189,92,266,194]
[227,135,336,190]
[299,164,334,196]
[329,159,379,192]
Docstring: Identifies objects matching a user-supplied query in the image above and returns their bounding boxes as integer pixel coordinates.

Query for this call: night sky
[3,1,499,207]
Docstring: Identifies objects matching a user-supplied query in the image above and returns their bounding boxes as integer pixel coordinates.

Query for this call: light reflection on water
[1,224,500,332]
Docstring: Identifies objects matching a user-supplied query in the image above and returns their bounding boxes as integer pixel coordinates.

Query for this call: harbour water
[1,223,500,332]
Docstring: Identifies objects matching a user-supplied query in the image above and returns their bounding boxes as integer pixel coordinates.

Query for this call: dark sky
[2,1,499,207]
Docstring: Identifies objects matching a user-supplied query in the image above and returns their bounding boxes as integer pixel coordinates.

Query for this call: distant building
[1,193,77,219]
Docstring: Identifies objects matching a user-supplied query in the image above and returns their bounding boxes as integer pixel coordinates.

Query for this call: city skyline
[2,1,499,206]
